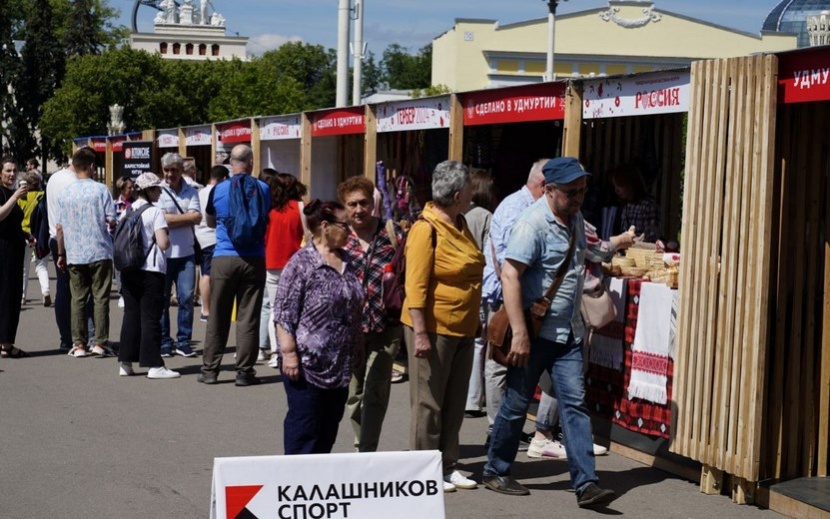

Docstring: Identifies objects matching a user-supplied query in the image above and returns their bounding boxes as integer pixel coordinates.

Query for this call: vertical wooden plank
[300,113,312,190]
[178,127,187,158]
[742,55,778,481]
[105,138,114,192]
[251,118,261,176]
[731,55,760,478]
[712,56,742,473]
[673,60,706,456]
[209,124,216,176]
[364,105,378,181]
[563,82,583,158]
[448,94,464,161]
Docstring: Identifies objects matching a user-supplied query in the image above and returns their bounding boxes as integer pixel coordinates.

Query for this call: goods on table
[603,243,681,288]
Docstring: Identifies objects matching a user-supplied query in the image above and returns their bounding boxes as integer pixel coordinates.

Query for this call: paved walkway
[0,268,783,518]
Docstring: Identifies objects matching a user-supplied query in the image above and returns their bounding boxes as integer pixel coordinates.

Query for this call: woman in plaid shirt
[338,176,405,453]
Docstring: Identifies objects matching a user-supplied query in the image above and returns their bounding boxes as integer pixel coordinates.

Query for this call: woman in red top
[263,173,307,366]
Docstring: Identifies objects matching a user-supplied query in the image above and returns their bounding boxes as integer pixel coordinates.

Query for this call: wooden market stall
[669,50,830,518]
[372,95,451,222]
[306,107,365,200]
[256,115,303,180]
[181,124,213,184]
[458,82,567,199]
[156,127,181,172]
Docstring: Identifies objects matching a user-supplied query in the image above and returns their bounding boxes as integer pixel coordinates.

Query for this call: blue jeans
[160,255,195,349]
[484,334,597,492]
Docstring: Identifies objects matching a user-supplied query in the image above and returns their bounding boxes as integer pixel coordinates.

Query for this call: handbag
[580,282,617,331]
[163,187,203,263]
[487,231,577,366]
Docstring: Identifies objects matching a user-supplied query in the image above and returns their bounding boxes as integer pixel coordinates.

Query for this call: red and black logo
[226,485,263,519]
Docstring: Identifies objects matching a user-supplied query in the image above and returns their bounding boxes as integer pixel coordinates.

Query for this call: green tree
[380,43,431,90]
[0,2,22,157]
[256,42,337,109]
[360,50,381,95]
[13,0,65,164]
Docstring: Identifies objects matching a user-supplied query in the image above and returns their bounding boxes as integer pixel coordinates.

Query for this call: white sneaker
[257,349,266,362]
[119,362,134,376]
[268,355,279,369]
[443,480,456,493]
[527,438,568,460]
[117,296,124,309]
[89,344,113,357]
[67,346,87,358]
[147,366,181,379]
[593,443,608,456]
[443,471,476,490]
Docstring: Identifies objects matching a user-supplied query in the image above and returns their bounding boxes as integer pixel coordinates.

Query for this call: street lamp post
[544,0,567,82]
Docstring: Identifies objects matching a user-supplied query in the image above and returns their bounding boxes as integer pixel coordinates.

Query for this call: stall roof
[582,68,691,119]
[376,95,451,133]
[774,45,830,104]
[461,81,567,126]
[308,106,365,137]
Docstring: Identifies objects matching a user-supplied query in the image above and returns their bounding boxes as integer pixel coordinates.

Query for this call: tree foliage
[380,43,432,90]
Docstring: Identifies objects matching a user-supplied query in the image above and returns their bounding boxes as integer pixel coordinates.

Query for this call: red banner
[311,107,365,137]
[779,47,830,104]
[91,138,107,152]
[462,82,566,126]
[110,136,127,152]
[218,121,253,144]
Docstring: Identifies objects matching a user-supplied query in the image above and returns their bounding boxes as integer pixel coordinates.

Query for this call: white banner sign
[261,116,302,141]
[210,451,444,519]
[157,129,179,148]
[185,126,212,146]
[583,70,691,119]
[377,97,450,133]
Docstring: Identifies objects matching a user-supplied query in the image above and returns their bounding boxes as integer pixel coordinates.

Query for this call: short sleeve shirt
[130,199,169,273]
[158,181,201,259]
[55,179,116,265]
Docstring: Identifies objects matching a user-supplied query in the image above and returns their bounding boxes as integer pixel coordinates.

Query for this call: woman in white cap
[118,173,179,379]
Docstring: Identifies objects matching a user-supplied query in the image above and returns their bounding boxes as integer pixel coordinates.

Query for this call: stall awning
[778,47,830,104]
[311,107,365,137]
[462,82,565,126]
[90,137,107,152]
[184,125,212,147]
[376,96,450,133]
[217,120,253,144]
[260,115,302,141]
[583,70,691,119]
[157,129,179,148]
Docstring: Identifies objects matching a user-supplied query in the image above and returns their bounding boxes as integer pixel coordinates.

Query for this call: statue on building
[165,0,177,24]
[179,0,195,25]
[107,104,126,136]
[200,0,211,25]
[210,12,225,27]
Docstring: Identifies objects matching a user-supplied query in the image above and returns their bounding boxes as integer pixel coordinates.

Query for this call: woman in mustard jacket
[402,160,485,493]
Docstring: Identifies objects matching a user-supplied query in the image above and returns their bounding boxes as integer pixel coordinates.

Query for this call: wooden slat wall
[579,113,684,241]
[671,54,778,484]
[762,100,830,481]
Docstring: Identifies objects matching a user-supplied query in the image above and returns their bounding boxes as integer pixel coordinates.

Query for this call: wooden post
[210,124,217,174]
[251,118,261,177]
[364,104,377,181]
[300,113,312,191]
[821,119,830,475]
[448,93,464,162]
[562,81,583,158]
[178,127,186,158]
[731,478,755,505]
[105,138,114,193]
[700,465,723,495]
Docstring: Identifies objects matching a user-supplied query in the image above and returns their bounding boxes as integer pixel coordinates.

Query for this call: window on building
[186,43,194,55]
[199,44,206,56]
[160,42,168,54]
[173,42,181,55]
[211,44,220,56]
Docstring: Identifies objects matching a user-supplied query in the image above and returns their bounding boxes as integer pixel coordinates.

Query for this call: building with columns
[432,0,799,92]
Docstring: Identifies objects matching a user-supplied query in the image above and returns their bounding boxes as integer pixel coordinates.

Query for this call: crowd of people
[0,149,642,510]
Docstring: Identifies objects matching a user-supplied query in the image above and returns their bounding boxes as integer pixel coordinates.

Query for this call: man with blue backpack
[199,145,270,387]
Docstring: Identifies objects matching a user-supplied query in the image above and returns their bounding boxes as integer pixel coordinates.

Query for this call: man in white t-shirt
[157,152,202,358]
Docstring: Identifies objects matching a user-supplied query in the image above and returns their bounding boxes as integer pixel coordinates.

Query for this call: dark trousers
[202,256,265,377]
[0,238,24,343]
[119,270,165,368]
[284,377,349,455]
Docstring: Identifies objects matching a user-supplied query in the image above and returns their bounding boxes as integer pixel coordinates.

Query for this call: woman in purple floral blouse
[274,199,365,455]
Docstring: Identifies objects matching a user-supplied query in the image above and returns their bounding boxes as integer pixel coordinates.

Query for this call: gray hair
[230,144,253,163]
[527,158,548,184]
[160,152,184,168]
[431,160,470,208]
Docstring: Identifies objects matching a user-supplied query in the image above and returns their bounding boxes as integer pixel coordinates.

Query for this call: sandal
[1,346,29,358]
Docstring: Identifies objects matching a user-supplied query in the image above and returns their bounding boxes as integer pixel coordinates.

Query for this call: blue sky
[115,0,786,55]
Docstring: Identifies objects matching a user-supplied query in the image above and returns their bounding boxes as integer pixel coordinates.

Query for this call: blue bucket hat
[542,157,591,185]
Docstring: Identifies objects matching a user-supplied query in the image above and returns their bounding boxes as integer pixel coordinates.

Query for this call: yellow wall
[432,2,798,92]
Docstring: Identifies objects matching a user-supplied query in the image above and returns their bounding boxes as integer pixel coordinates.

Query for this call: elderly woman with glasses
[402,160,486,492]
[274,199,364,455]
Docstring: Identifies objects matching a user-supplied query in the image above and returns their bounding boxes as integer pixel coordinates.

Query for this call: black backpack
[28,191,50,259]
[113,204,156,273]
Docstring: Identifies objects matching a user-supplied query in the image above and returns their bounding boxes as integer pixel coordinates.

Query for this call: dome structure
[763,0,830,47]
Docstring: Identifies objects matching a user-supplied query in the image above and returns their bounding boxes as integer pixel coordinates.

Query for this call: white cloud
[248,33,304,55]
